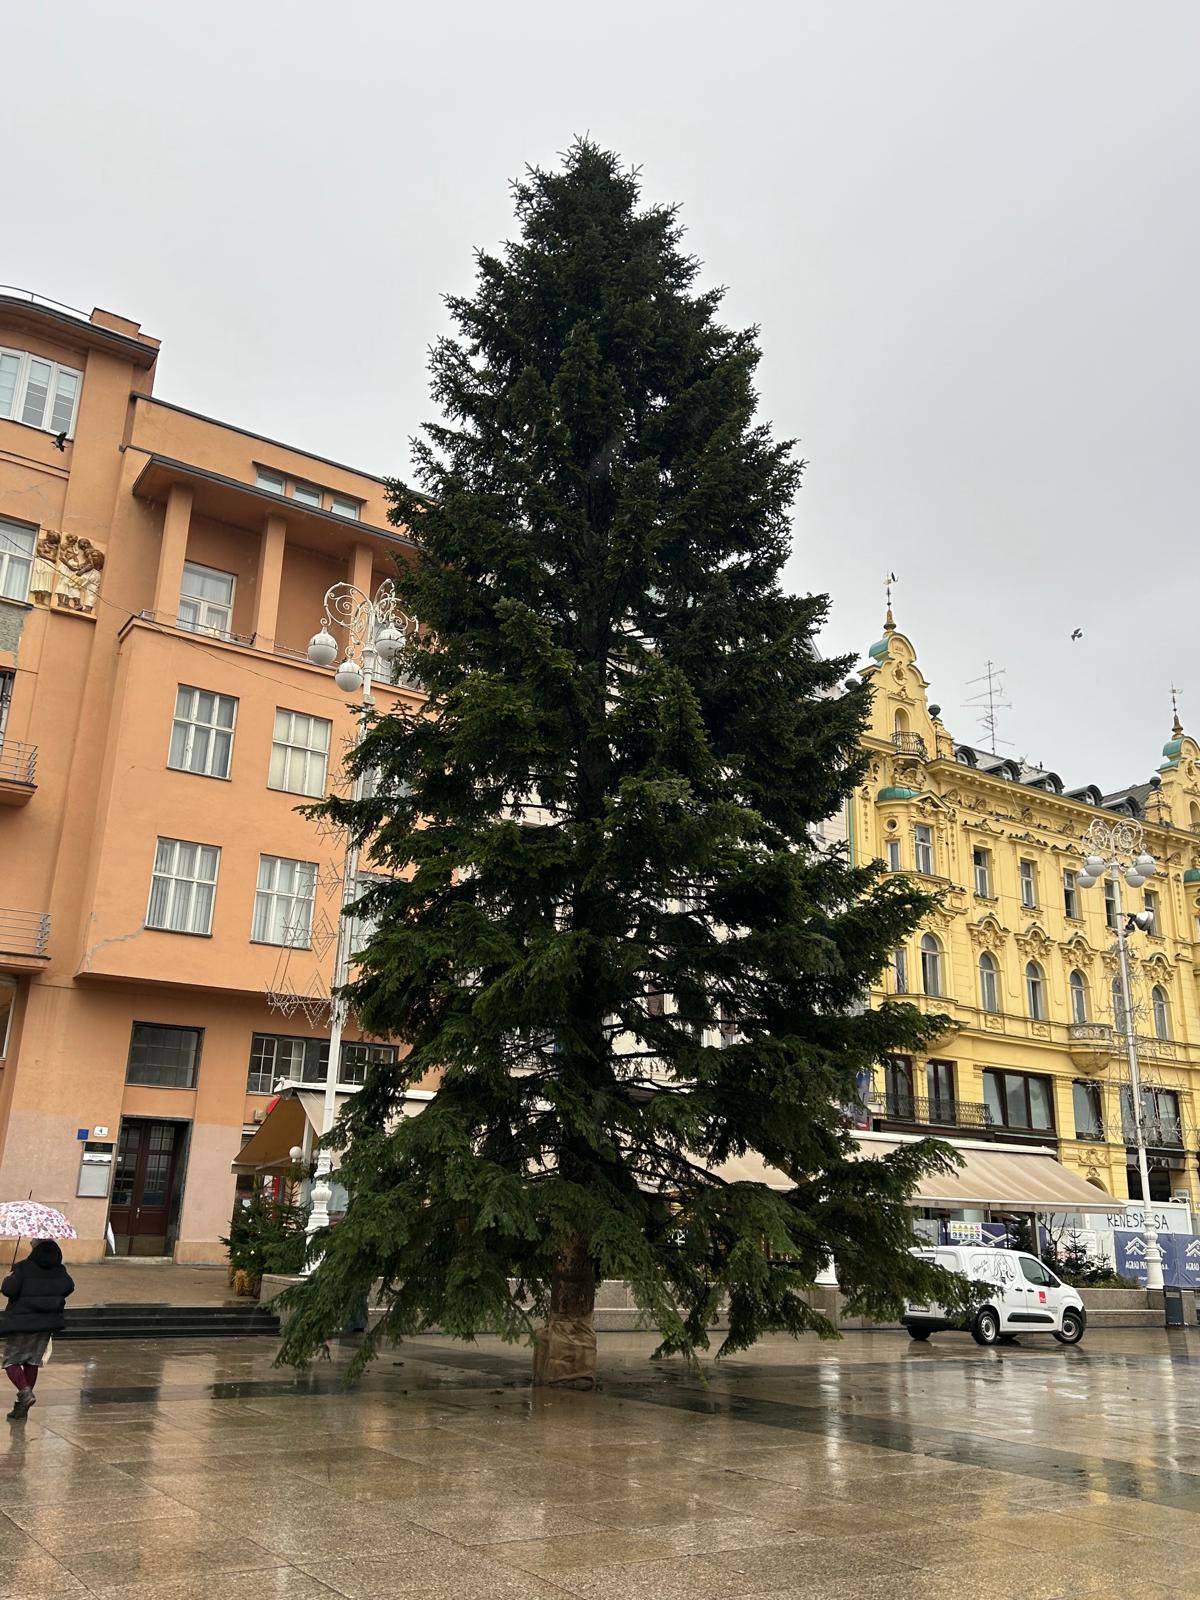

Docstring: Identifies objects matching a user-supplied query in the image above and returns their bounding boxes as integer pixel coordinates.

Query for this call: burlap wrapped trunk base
[532,1235,597,1388]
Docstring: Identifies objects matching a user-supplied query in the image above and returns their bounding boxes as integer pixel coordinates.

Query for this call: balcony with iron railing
[1122,1117,1185,1151]
[0,740,37,804]
[0,909,50,972]
[864,1092,994,1133]
[891,731,928,758]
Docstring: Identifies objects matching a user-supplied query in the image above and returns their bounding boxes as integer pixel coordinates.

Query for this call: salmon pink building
[0,289,419,1261]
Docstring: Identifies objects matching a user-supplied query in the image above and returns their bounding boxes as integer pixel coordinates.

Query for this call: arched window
[1191,801,1200,832]
[1069,969,1089,1025]
[1152,984,1171,1041]
[920,934,943,997]
[1112,977,1129,1036]
[893,708,909,737]
[978,951,999,1013]
[1025,961,1046,1021]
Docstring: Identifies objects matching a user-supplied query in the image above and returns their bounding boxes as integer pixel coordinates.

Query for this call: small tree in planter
[223,1185,308,1298]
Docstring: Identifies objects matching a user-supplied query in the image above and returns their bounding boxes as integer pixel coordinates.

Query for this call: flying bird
[52,431,68,451]
[1070,629,1083,641]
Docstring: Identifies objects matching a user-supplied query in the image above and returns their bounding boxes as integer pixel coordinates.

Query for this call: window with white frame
[1069,969,1089,1024]
[1143,889,1160,935]
[885,839,901,871]
[1025,960,1047,1021]
[891,946,909,994]
[920,933,943,997]
[168,686,237,779]
[146,838,220,935]
[269,709,331,797]
[1063,869,1080,920]
[291,480,322,507]
[1104,879,1117,930]
[252,855,317,946]
[0,517,36,603]
[330,495,360,520]
[1152,983,1171,1040]
[978,951,999,1013]
[246,1032,396,1094]
[913,824,934,876]
[255,467,285,494]
[972,847,992,898]
[1019,858,1037,908]
[347,873,386,960]
[0,346,82,436]
[177,562,236,636]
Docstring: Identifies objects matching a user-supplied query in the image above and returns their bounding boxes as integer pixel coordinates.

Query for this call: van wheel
[1053,1309,1084,1346]
[907,1327,931,1341]
[971,1308,1001,1346]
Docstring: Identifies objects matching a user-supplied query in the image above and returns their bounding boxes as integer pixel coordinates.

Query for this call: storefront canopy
[231,1087,430,1175]
[708,1132,1114,1214]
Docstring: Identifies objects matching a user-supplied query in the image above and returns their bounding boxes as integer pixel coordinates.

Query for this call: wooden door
[108,1121,182,1255]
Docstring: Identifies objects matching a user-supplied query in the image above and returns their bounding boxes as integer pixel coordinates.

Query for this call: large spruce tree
[279,141,956,1384]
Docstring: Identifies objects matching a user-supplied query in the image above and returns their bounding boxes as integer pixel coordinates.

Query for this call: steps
[59,1303,281,1341]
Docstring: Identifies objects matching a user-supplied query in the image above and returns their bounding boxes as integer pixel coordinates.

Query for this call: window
[1073,1081,1104,1141]
[146,838,219,936]
[927,1060,955,1122]
[914,825,934,876]
[0,669,11,740]
[255,467,285,494]
[346,874,386,960]
[982,1069,1055,1132]
[1121,1085,1181,1147]
[884,1057,915,1119]
[1063,870,1080,920]
[1019,858,1037,909]
[0,977,14,1059]
[1025,960,1046,1021]
[269,709,331,798]
[1019,1257,1057,1287]
[168,686,237,779]
[246,1032,396,1094]
[126,1022,202,1088]
[972,848,991,898]
[891,946,909,994]
[330,495,360,520]
[252,855,317,946]
[0,346,82,436]
[1143,890,1160,935]
[0,517,36,603]
[291,481,322,507]
[1104,879,1117,930]
[920,934,943,997]
[885,839,901,872]
[1069,969,1089,1025]
[717,1001,739,1048]
[178,562,236,637]
[978,951,999,1013]
[1152,984,1171,1041]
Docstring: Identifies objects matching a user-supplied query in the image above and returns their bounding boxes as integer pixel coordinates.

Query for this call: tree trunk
[533,1235,596,1388]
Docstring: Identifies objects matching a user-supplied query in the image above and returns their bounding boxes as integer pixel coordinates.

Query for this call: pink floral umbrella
[0,1202,76,1240]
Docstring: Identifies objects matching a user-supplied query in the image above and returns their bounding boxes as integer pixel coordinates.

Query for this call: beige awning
[231,1088,428,1174]
[706,1132,1114,1213]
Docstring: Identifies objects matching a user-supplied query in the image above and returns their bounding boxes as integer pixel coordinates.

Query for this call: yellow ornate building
[854,615,1200,1209]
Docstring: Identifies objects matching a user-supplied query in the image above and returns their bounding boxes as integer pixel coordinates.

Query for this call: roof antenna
[964,661,1013,754]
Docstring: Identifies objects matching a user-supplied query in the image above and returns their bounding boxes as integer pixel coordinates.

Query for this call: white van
[903,1247,1086,1346]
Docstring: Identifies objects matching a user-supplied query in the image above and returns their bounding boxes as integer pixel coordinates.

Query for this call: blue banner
[1114,1230,1200,1287]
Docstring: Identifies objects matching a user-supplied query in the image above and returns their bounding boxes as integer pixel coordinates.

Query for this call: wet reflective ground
[2,1327,1199,1597]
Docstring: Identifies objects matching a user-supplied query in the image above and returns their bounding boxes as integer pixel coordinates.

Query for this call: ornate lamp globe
[374,624,405,663]
[307,629,338,668]
[1077,873,1098,890]
[1135,852,1156,878]
[1083,854,1106,878]
[1125,870,1146,889]
[335,658,364,694]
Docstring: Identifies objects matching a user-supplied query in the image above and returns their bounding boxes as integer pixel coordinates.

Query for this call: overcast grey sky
[9,2,1197,791]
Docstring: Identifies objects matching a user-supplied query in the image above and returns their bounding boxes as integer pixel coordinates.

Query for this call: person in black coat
[1,1239,75,1419]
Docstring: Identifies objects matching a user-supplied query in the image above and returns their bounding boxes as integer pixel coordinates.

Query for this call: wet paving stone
[4,1326,1200,1595]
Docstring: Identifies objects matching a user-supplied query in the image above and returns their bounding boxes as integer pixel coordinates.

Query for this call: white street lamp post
[303,580,414,1258]
[1077,817,1163,1291]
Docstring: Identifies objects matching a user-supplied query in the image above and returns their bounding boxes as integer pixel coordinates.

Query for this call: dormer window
[256,467,285,494]
[291,481,321,507]
[252,464,363,520]
[0,346,82,438]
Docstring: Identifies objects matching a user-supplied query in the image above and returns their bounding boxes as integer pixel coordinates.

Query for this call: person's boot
[7,1387,34,1420]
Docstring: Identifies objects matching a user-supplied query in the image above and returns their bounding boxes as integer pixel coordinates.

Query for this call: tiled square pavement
[0,1327,1198,1595]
